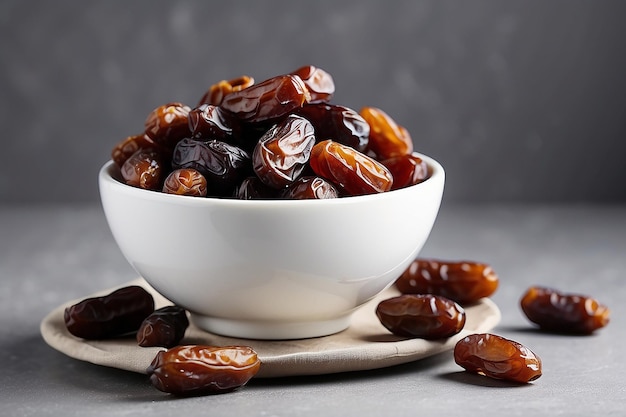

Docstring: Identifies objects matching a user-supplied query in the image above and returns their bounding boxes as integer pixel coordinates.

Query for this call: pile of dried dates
[110,65,429,199]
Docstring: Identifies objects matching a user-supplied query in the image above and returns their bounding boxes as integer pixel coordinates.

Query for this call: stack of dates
[111,65,428,199]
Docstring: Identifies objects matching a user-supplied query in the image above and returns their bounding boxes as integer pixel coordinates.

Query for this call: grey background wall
[1,0,625,205]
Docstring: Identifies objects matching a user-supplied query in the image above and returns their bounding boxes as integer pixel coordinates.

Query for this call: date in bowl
[99,154,444,340]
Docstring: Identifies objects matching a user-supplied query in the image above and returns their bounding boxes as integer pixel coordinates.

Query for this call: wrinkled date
[520,286,610,334]
[454,333,542,383]
[253,115,316,188]
[147,345,261,396]
[64,286,155,340]
[290,65,335,103]
[381,153,429,190]
[111,134,161,168]
[198,75,255,107]
[395,259,499,305]
[233,176,278,199]
[120,149,165,191]
[310,140,393,195]
[137,306,190,348]
[172,138,251,197]
[162,168,208,197]
[280,176,339,199]
[360,106,413,160]
[221,74,310,124]
[188,104,235,142]
[144,102,191,149]
[376,294,466,339]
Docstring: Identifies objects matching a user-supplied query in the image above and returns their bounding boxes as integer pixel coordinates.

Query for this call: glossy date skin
[376,294,466,339]
[172,138,251,197]
[221,74,310,124]
[198,75,255,107]
[290,65,335,103]
[252,115,316,189]
[111,134,161,168]
[454,333,542,383]
[395,259,499,305]
[280,176,339,199]
[309,140,393,196]
[162,168,208,197]
[360,106,413,159]
[120,149,165,191]
[147,345,261,396]
[64,286,155,340]
[381,153,429,190]
[520,286,610,334]
[296,103,369,152]
[188,104,235,142]
[144,102,191,149]
[137,306,190,348]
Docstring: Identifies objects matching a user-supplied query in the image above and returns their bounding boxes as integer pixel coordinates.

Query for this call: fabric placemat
[41,278,500,378]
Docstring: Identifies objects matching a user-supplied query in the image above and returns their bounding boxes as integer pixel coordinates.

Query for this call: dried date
[360,106,413,159]
[376,294,466,339]
[172,138,251,197]
[520,286,610,334]
[296,103,369,152]
[252,115,316,189]
[381,153,429,190]
[144,102,191,149]
[221,74,310,124]
[111,134,161,168]
[147,345,261,396]
[64,286,155,340]
[137,306,189,348]
[198,75,255,106]
[162,168,208,197]
[395,259,499,305]
[454,333,542,383]
[280,176,339,199]
[309,140,393,196]
[233,176,278,199]
[120,149,165,191]
[188,104,236,142]
[290,65,335,103]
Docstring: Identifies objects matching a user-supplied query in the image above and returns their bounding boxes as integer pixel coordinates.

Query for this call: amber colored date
[280,176,339,199]
[162,168,208,197]
[310,140,393,196]
[395,259,499,305]
[188,104,236,142]
[296,103,370,152]
[144,102,191,149]
[111,134,161,168]
[120,149,165,191]
[198,75,255,106]
[147,345,261,396]
[64,286,155,340]
[290,65,335,103]
[252,115,316,189]
[360,106,413,159]
[381,153,429,190]
[137,306,189,348]
[454,333,542,383]
[221,74,310,123]
[520,286,610,334]
[376,294,466,339]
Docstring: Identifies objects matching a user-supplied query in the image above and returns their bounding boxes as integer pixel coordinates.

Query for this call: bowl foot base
[190,314,352,340]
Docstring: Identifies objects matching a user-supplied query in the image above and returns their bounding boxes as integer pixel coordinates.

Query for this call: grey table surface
[1,203,624,416]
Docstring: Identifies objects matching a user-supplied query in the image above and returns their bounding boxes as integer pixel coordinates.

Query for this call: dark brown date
[233,176,278,199]
[188,104,236,142]
[396,259,499,305]
[520,286,610,334]
[137,306,189,348]
[64,286,155,340]
[360,106,413,159]
[120,149,165,191]
[296,103,369,152]
[252,115,315,189]
[111,134,161,168]
[198,75,255,106]
[454,333,542,383]
[376,294,466,339]
[147,345,261,396]
[172,138,251,197]
[162,168,208,197]
[310,140,393,196]
[144,102,191,149]
[290,65,334,103]
[280,176,339,199]
[221,74,310,124]
[381,153,429,190]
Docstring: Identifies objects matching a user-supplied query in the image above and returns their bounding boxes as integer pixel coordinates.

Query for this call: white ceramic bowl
[99,154,445,340]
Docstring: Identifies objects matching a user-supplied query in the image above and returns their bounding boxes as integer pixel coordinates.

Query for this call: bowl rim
[99,151,444,208]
